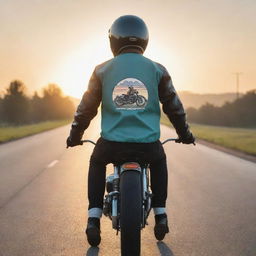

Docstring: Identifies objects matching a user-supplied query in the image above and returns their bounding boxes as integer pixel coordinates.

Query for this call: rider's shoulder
[153,61,168,74]
[95,59,114,75]
[152,61,171,80]
[142,56,169,75]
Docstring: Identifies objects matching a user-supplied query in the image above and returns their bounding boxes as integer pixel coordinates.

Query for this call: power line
[233,72,242,100]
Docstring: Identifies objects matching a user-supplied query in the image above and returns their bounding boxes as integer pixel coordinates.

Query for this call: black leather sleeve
[71,68,102,131]
[158,64,190,138]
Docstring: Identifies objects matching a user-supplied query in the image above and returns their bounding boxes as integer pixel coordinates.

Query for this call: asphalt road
[0,120,255,256]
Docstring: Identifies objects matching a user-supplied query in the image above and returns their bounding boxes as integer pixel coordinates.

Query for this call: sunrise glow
[0,0,255,97]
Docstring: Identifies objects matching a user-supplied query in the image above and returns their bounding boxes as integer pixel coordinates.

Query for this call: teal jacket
[72,51,189,143]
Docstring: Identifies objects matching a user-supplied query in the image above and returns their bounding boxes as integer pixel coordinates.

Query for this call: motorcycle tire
[114,96,124,107]
[120,170,142,256]
[136,96,147,107]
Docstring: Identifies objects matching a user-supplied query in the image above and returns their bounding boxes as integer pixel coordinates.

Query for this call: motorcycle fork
[143,166,152,226]
[111,165,120,231]
[141,167,148,227]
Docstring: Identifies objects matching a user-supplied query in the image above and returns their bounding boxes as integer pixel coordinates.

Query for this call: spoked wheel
[136,96,147,107]
[120,171,142,256]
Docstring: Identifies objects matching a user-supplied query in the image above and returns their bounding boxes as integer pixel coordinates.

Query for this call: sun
[54,60,91,98]
[53,38,112,98]
[52,36,180,98]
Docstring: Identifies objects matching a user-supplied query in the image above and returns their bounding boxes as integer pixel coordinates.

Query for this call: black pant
[88,137,168,209]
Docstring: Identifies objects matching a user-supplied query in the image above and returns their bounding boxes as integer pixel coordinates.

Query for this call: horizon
[1,0,256,98]
[0,82,252,99]
[0,78,254,99]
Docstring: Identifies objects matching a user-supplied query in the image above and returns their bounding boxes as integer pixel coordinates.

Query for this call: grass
[161,116,256,156]
[0,120,71,143]
[2,117,255,156]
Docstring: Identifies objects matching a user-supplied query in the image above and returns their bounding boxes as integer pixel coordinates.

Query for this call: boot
[154,213,169,241]
[86,217,101,246]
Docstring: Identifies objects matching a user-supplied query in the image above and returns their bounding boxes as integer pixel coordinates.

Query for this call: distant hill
[178,91,239,109]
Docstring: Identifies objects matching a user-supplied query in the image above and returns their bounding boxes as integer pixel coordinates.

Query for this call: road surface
[0,119,255,256]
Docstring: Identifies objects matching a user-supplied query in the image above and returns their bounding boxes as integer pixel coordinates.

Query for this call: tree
[30,91,43,122]
[0,82,75,124]
[0,96,3,123]
[40,84,74,120]
[2,80,30,124]
[187,90,256,127]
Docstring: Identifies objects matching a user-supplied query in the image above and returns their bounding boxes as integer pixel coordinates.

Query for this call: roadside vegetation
[0,80,75,142]
[190,124,256,155]
[162,116,256,155]
[186,90,256,127]
[0,80,75,125]
[0,120,71,143]
[161,90,256,155]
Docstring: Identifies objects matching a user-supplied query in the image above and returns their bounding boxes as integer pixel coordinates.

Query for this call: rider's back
[96,53,164,143]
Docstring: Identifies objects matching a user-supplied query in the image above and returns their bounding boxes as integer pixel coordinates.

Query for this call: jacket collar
[118,47,143,55]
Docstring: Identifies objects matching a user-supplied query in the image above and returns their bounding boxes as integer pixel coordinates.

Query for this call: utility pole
[233,72,242,100]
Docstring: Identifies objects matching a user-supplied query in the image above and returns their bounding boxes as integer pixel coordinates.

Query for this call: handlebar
[67,138,195,148]
[162,138,196,145]
[80,139,96,145]
[161,138,177,145]
[80,138,193,146]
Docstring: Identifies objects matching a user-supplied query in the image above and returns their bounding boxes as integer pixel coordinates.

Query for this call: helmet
[109,15,149,56]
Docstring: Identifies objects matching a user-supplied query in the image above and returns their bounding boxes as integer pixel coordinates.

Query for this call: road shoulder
[196,138,256,163]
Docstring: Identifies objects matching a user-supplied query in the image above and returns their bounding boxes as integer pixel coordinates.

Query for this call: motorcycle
[114,92,147,107]
[81,138,177,256]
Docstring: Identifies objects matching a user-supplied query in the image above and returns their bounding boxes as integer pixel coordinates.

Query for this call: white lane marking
[47,160,59,168]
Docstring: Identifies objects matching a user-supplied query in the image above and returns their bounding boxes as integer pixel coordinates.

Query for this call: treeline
[186,90,256,127]
[0,80,75,125]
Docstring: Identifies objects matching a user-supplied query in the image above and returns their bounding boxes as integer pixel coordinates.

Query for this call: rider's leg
[87,138,109,214]
[149,142,168,211]
[150,157,168,212]
[86,138,109,246]
[88,155,106,217]
[149,142,169,241]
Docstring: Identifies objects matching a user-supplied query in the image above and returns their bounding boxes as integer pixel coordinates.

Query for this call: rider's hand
[66,127,83,148]
[66,137,82,148]
[176,131,195,145]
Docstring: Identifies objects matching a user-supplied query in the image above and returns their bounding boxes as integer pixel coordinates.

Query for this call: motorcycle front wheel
[136,96,147,107]
[120,170,142,256]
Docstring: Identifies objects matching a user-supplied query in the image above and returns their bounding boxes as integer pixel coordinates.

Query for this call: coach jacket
[72,50,189,143]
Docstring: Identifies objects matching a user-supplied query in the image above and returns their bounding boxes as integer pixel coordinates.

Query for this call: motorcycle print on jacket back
[113,78,148,109]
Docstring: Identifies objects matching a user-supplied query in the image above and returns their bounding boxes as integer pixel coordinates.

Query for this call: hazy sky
[0,0,255,97]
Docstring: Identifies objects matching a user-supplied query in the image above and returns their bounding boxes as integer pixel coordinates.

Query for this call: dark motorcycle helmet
[109,15,149,56]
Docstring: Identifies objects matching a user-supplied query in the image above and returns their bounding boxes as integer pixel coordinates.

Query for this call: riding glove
[66,126,84,148]
[177,131,195,144]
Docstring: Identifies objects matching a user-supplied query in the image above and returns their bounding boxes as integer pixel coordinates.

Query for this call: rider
[67,15,195,246]
[127,86,137,96]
